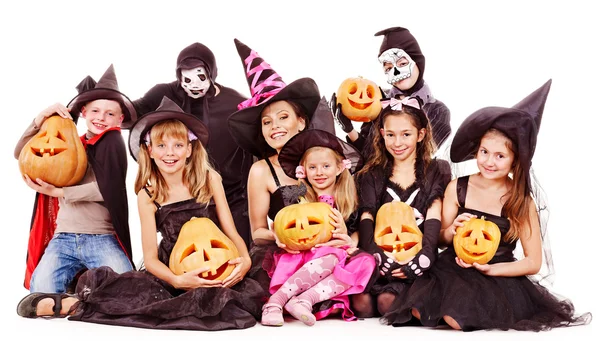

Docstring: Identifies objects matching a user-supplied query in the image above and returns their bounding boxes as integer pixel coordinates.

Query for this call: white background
[0,0,596,339]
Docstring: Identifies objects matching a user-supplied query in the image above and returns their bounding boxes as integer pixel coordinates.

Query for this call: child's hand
[390,267,408,279]
[445,213,477,239]
[175,266,223,290]
[34,103,71,128]
[273,231,300,254]
[455,257,492,275]
[328,207,347,235]
[23,175,64,198]
[313,232,355,249]
[222,257,251,288]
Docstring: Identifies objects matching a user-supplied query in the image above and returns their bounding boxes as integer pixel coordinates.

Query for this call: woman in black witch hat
[382,80,592,331]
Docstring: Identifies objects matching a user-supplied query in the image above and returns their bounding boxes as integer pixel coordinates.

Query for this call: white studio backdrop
[0,0,596,339]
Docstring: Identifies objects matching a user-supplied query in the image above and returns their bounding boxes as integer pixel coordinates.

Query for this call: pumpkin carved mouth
[460,247,488,257]
[296,234,318,245]
[348,98,373,110]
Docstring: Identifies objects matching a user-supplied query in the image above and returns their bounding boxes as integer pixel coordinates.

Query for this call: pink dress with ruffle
[269,195,376,320]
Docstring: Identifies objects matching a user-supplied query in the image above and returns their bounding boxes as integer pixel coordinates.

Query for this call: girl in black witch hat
[17,97,264,330]
[258,129,375,326]
[133,42,254,248]
[352,96,452,318]
[332,27,452,156]
[382,80,592,331]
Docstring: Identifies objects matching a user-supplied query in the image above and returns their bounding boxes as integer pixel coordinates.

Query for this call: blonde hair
[484,129,535,242]
[299,146,358,220]
[134,119,214,204]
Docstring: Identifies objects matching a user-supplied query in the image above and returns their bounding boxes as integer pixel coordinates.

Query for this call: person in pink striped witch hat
[228,39,346,325]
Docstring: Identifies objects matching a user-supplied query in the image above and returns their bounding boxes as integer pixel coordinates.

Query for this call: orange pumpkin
[336,76,383,122]
[453,216,501,265]
[273,200,333,251]
[18,115,87,187]
[169,217,239,280]
[375,201,423,264]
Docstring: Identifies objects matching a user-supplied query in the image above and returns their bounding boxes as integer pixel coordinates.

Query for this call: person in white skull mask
[379,48,419,91]
[180,67,211,99]
[331,27,451,157]
[132,42,254,249]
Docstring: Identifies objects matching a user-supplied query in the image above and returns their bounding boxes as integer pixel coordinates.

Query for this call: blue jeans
[30,233,133,293]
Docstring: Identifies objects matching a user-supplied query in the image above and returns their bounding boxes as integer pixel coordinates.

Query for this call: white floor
[4,303,595,341]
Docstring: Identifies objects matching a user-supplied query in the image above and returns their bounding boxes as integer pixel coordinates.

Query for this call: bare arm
[471,200,542,277]
[440,179,460,245]
[247,161,275,241]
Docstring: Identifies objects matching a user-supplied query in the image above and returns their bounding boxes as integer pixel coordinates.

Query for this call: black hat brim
[279,129,363,179]
[227,77,321,158]
[128,110,209,161]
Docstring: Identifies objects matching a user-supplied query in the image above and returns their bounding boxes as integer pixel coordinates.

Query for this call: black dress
[383,176,591,331]
[68,198,263,330]
[359,158,451,298]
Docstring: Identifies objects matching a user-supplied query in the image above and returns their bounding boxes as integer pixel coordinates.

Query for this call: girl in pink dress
[261,129,376,326]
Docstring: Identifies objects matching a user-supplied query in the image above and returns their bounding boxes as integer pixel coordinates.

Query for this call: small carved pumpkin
[375,201,423,264]
[273,200,333,251]
[453,216,501,265]
[18,115,87,187]
[169,217,239,280]
[336,76,383,122]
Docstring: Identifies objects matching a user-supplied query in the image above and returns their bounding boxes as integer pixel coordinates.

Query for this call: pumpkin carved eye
[273,201,334,251]
[19,115,87,187]
[336,76,383,122]
[453,217,501,264]
[374,202,423,264]
[169,217,239,280]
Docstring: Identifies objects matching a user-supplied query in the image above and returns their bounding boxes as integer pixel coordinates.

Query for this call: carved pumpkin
[18,115,87,187]
[336,76,383,122]
[273,200,333,251]
[375,201,423,264]
[169,217,239,281]
[453,216,501,265]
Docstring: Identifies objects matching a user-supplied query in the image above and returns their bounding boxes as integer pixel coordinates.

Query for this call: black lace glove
[401,219,441,281]
[358,219,401,280]
[329,92,354,133]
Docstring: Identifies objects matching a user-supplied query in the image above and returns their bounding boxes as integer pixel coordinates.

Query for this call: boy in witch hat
[14,64,136,294]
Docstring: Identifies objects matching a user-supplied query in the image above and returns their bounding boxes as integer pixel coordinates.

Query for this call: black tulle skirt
[68,266,263,330]
[381,248,591,331]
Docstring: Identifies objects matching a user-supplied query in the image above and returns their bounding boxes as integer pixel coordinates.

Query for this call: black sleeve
[400,218,441,280]
[424,100,451,148]
[89,131,133,264]
[133,83,176,117]
[358,171,379,218]
[424,159,452,210]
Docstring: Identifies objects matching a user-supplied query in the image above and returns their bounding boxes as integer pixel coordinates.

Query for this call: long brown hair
[358,106,436,177]
[487,128,535,242]
[134,119,215,204]
[299,147,358,220]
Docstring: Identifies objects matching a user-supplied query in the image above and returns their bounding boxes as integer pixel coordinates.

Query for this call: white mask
[378,48,416,85]
[180,67,211,99]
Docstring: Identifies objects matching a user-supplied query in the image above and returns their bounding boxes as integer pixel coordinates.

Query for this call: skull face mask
[180,67,211,99]
[379,48,416,86]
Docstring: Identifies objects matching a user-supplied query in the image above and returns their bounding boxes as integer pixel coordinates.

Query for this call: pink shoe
[261,303,284,327]
[284,297,316,326]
